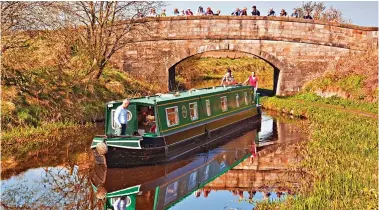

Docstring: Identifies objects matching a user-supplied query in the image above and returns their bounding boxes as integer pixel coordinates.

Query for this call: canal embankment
[257,94,378,209]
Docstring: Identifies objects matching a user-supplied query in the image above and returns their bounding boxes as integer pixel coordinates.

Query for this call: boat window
[111,196,131,208]
[221,96,228,112]
[236,93,240,108]
[205,100,211,116]
[111,110,116,129]
[166,106,179,127]
[244,92,248,105]
[189,102,198,121]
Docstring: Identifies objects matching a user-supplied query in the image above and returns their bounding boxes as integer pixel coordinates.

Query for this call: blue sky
[164,1,378,27]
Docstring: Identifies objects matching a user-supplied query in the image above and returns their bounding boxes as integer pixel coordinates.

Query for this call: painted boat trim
[107,185,141,198]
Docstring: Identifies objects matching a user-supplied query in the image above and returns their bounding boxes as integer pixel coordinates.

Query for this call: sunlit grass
[257,96,378,209]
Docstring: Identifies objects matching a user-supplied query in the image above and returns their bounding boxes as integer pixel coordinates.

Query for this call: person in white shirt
[114,99,130,135]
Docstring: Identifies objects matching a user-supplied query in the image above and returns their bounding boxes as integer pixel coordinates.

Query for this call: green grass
[289,93,378,114]
[257,96,378,209]
[304,74,372,101]
[2,67,161,132]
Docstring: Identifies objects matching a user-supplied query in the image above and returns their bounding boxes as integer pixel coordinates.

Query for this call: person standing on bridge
[173,8,180,16]
[186,8,194,16]
[303,11,313,19]
[147,8,158,17]
[240,7,248,16]
[160,8,167,17]
[232,8,241,16]
[196,6,205,16]
[267,7,276,16]
[251,6,260,16]
[243,71,259,93]
[205,7,214,16]
[114,99,130,135]
[291,9,299,18]
[280,9,288,17]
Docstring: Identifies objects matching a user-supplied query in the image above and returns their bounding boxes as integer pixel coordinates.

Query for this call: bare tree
[0,1,66,53]
[61,1,165,79]
[294,1,349,23]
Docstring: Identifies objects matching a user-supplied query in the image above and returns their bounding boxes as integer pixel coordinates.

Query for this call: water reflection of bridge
[203,114,306,194]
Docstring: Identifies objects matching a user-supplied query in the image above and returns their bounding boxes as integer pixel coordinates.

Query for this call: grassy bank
[303,48,377,102]
[283,93,378,114]
[2,68,161,132]
[257,96,378,209]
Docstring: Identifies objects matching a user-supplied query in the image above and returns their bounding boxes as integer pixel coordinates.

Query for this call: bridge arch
[165,44,294,95]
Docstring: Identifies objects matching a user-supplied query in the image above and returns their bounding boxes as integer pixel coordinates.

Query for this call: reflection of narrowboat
[91,85,261,167]
[91,129,259,210]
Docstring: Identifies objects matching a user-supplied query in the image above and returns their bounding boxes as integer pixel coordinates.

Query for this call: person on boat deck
[221,68,235,85]
[114,99,130,135]
[243,71,258,93]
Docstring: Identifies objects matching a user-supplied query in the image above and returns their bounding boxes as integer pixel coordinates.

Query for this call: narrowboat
[91,85,261,167]
[91,129,260,210]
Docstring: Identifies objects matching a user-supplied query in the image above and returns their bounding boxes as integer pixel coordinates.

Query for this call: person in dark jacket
[267,7,276,16]
[232,8,241,16]
[303,11,313,19]
[240,7,248,16]
[205,7,214,16]
[251,6,260,16]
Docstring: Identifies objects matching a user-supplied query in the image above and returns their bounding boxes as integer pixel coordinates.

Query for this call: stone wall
[110,16,378,95]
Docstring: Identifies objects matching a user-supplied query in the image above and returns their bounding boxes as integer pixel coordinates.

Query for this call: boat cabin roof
[110,85,248,106]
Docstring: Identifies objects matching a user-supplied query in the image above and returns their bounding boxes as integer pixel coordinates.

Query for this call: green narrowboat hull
[92,109,260,168]
[91,85,261,168]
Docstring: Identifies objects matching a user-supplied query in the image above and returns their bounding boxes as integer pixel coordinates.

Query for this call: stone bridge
[110,16,378,95]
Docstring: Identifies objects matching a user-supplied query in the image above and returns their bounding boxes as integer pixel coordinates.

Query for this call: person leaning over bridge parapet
[186,8,194,16]
[160,8,166,17]
[240,7,248,16]
[290,9,299,18]
[196,6,205,15]
[232,8,241,16]
[214,10,221,16]
[205,7,214,16]
[280,9,287,17]
[173,8,180,16]
[147,8,158,17]
[136,9,144,18]
[267,7,276,16]
[180,9,186,16]
[303,11,313,19]
[251,6,260,16]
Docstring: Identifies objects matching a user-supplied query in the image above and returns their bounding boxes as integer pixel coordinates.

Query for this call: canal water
[1,111,307,209]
